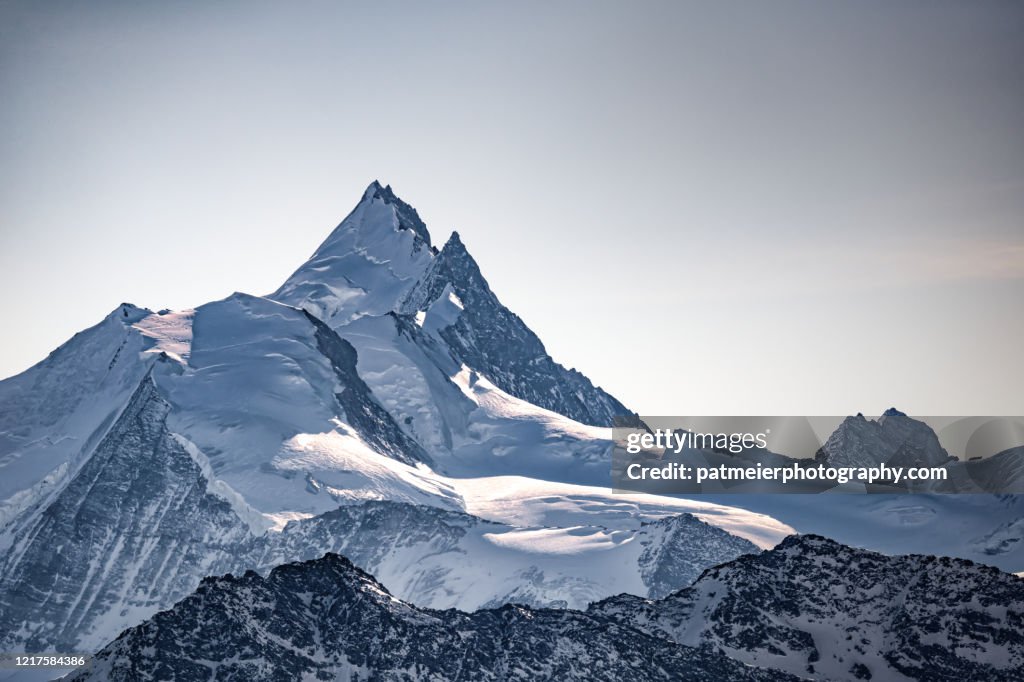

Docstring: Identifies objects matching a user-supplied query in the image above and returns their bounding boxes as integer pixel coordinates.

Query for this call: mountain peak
[440,230,469,257]
[108,303,150,324]
[775,532,840,553]
[271,183,435,325]
[401,225,633,427]
[360,180,432,248]
[271,552,389,593]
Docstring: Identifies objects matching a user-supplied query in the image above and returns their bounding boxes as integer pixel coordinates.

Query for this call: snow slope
[239,500,762,611]
[0,291,790,655]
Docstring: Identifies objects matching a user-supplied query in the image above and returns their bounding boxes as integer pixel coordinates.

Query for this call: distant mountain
[816,409,954,470]
[69,553,796,682]
[938,446,1024,494]
[815,412,1024,496]
[594,534,1024,681]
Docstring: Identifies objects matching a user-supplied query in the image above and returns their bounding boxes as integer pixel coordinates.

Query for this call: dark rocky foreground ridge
[594,534,1024,681]
[68,534,1024,682]
[68,553,795,682]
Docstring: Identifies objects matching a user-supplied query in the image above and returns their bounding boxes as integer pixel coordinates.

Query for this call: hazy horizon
[2,1,1022,415]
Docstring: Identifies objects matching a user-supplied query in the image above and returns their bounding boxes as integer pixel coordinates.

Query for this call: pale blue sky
[1,1,1022,414]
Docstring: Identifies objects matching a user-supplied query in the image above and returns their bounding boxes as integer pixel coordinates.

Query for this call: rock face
[303,310,431,466]
[637,513,757,599]
[594,534,1024,681]
[401,231,631,427]
[69,553,796,682]
[0,374,253,652]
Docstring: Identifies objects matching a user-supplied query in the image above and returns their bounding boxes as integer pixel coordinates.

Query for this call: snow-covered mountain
[69,553,798,682]
[1,181,1022,677]
[1,182,645,523]
[0,182,790,658]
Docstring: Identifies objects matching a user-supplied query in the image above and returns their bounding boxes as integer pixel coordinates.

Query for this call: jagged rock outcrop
[0,375,254,652]
[401,231,631,426]
[69,553,796,682]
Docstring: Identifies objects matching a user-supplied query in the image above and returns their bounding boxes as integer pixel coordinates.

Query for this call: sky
[1,0,1022,415]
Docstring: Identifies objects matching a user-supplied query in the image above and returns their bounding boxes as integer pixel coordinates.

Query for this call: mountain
[0,181,646,655]
[594,534,1024,681]
[69,553,796,682]
[636,513,759,599]
[1,180,1021,669]
[816,410,954,471]
[0,272,777,653]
